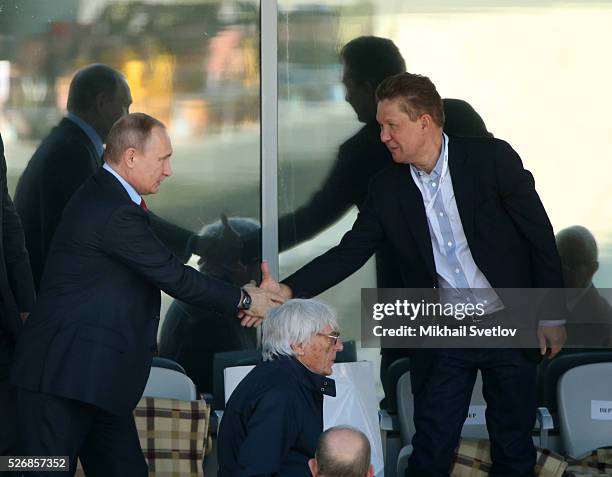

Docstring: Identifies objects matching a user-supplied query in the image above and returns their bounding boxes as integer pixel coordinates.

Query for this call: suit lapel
[447,137,475,244]
[395,165,437,280]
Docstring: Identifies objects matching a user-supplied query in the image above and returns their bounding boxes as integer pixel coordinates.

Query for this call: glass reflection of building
[1,0,611,409]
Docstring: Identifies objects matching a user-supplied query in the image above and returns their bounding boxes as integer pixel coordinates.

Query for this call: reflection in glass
[0,0,261,392]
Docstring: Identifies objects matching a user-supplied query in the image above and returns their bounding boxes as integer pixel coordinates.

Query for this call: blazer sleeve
[494,140,567,319]
[0,137,36,315]
[148,211,195,263]
[101,204,241,314]
[282,188,385,297]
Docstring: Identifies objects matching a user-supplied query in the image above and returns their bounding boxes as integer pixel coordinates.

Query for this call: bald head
[556,225,599,289]
[66,64,132,141]
[310,426,373,477]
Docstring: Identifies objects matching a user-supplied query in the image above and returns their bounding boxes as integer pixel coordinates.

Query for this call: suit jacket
[0,134,36,381]
[11,168,241,415]
[282,135,566,389]
[15,118,194,290]
[244,98,490,288]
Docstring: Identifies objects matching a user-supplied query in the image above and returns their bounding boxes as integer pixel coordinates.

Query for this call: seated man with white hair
[217,299,343,477]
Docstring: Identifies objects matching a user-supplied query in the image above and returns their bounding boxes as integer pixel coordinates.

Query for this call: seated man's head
[309,426,374,477]
[262,299,342,376]
[105,112,172,196]
[341,36,406,123]
[555,225,599,289]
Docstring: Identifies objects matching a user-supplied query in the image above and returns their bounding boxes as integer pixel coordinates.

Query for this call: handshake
[237,262,293,327]
[190,214,293,326]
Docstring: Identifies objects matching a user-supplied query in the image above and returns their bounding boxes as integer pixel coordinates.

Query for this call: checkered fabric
[565,447,612,476]
[450,438,567,477]
[75,397,209,477]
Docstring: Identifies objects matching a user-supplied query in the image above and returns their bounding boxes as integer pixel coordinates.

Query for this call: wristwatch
[240,288,252,310]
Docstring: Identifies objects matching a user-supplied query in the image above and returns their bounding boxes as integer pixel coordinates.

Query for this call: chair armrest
[535,407,553,448]
[379,409,398,432]
[536,407,554,430]
[397,444,413,477]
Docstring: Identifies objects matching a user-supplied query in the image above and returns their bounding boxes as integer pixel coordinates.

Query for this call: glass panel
[277,0,612,395]
[0,0,261,394]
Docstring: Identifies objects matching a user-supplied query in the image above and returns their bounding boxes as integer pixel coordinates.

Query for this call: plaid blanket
[565,447,612,476]
[451,438,567,477]
[76,396,209,477]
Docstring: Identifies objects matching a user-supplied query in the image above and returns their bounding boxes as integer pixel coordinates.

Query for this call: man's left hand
[537,324,566,358]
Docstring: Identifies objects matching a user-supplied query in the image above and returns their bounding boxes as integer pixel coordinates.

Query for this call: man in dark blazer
[262,73,566,476]
[15,64,205,290]
[11,113,280,476]
[0,133,36,460]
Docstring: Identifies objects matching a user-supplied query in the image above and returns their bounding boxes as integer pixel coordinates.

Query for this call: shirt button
[455,268,460,274]
[432,182,437,187]
[320,388,325,392]
[439,212,444,217]
[447,241,453,247]
[323,381,328,385]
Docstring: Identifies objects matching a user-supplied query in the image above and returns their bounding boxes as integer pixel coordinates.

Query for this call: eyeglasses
[317,331,341,346]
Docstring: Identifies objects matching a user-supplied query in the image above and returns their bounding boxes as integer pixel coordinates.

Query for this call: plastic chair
[151,356,187,374]
[558,362,612,459]
[142,366,197,401]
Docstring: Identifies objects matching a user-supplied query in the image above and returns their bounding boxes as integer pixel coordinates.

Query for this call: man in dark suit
[0,133,36,461]
[15,64,206,290]
[11,113,281,476]
[262,73,566,476]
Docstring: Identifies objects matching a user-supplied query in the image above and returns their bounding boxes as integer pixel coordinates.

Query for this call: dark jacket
[0,134,36,380]
[283,135,566,390]
[244,98,490,288]
[217,356,336,477]
[15,118,194,290]
[11,168,241,415]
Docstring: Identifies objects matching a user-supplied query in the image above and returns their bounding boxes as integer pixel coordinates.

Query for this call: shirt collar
[277,355,336,397]
[65,113,105,159]
[102,163,142,206]
[411,132,448,179]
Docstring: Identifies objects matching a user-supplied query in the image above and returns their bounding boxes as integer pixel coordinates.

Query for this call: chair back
[143,366,197,401]
[558,362,612,459]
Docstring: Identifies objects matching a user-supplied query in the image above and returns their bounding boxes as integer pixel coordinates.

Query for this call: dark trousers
[16,388,147,477]
[406,349,537,477]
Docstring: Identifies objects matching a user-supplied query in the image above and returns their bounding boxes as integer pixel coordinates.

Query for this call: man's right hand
[241,283,286,322]
[260,261,293,301]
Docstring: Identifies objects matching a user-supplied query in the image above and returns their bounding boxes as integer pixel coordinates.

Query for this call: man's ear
[291,342,305,357]
[122,147,137,169]
[420,114,432,132]
[308,458,318,477]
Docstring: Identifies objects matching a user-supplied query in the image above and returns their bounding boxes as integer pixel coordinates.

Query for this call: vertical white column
[260,0,279,278]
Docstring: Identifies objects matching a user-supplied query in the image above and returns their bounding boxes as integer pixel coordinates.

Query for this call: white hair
[261,299,339,362]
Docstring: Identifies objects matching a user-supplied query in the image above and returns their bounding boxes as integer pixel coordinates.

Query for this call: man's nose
[164,161,173,177]
[380,128,390,143]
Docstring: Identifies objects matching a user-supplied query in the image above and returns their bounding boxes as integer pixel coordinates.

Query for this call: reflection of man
[0,133,36,460]
[556,225,612,347]
[309,426,374,477]
[263,73,566,476]
[15,64,205,290]
[11,114,280,476]
[158,217,259,393]
[218,299,342,477]
[244,37,490,265]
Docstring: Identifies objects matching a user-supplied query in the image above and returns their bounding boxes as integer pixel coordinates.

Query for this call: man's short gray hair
[261,299,338,361]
